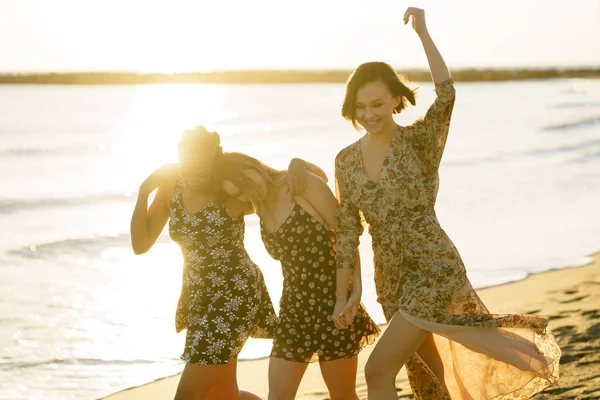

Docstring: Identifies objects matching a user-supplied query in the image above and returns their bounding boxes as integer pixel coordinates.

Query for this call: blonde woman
[220,152,380,400]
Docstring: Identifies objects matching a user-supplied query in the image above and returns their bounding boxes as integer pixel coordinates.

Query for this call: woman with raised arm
[130,127,276,400]
[325,7,560,400]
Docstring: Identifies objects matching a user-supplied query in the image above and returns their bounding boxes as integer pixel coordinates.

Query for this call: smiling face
[177,127,221,192]
[354,80,400,135]
[178,149,217,191]
[341,61,417,132]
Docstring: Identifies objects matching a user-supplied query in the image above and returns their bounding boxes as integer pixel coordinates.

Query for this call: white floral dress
[169,181,276,364]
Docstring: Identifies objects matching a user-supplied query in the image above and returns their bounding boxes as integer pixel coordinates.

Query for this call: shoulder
[225,196,253,217]
[335,140,360,168]
[305,170,334,195]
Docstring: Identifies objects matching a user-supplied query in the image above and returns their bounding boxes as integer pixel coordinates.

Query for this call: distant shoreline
[1,67,599,85]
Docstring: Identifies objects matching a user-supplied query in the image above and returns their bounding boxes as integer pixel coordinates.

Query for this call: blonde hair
[221,152,286,206]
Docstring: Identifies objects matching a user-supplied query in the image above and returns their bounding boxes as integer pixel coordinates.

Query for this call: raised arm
[130,164,178,255]
[404,7,451,84]
[404,8,456,173]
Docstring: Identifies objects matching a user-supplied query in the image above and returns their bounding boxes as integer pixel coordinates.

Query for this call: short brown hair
[342,62,417,129]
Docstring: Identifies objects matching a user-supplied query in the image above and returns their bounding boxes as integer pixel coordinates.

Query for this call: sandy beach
[101,251,600,400]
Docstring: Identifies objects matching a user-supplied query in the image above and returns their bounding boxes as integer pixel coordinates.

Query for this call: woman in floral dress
[219,152,380,400]
[130,127,276,400]
[330,7,561,400]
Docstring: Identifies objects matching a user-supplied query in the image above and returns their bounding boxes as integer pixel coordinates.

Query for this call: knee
[364,359,391,386]
[238,390,261,400]
[205,385,239,400]
[175,381,217,400]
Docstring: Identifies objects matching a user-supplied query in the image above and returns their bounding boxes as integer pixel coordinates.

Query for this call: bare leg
[417,334,448,393]
[205,358,241,400]
[319,356,359,400]
[175,359,238,400]
[365,311,429,400]
[268,357,309,400]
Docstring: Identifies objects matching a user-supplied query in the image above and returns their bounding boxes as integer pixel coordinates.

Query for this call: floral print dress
[261,203,380,362]
[169,181,276,364]
[334,80,561,399]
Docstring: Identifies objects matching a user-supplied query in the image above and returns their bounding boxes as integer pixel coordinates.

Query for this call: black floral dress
[169,181,276,365]
[261,202,379,363]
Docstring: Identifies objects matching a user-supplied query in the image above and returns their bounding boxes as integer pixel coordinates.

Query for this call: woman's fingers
[332,313,347,330]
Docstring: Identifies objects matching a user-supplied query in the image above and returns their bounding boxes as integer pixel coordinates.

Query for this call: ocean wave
[0,192,135,214]
[443,154,505,166]
[570,150,600,163]
[7,233,132,259]
[551,101,600,109]
[0,357,161,370]
[6,233,172,260]
[0,144,104,158]
[525,138,600,156]
[543,116,600,131]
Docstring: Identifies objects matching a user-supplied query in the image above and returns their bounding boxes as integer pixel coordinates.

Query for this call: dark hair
[178,126,225,201]
[178,126,222,161]
[342,62,418,130]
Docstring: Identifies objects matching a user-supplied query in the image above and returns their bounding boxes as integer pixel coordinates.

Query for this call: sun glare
[111,84,231,186]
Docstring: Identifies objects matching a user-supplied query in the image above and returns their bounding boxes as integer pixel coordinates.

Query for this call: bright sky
[0,0,598,72]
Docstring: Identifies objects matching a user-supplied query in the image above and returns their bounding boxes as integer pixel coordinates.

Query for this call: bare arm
[299,172,361,329]
[299,171,338,229]
[404,8,456,173]
[332,155,365,325]
[130,165,178,255]
[286,158,329,201]
[404,7,451,84]
[226,196,255,217]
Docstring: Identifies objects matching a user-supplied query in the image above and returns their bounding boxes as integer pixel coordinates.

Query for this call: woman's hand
[332,299,349,330]
[308,164,328,183]
[287,158,329,202]
[404,7,428,37]
[140,163,179,196]
[339,290,361,326]
[286,158,309,202]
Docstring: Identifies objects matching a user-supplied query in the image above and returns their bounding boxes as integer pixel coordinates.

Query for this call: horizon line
[1,65,599,76]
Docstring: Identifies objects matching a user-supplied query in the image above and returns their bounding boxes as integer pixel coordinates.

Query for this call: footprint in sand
[526,309,542,314]
[560,294,591,304]
[587,322,600,336]
[582,309,600,319]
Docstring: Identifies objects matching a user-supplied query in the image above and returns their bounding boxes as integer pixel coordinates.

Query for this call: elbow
[131,241,150,255]
[132,246,148,256]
